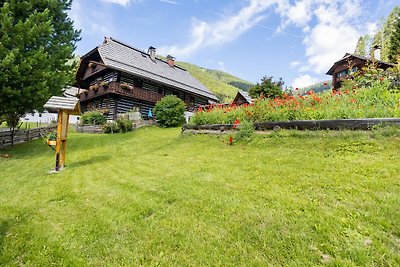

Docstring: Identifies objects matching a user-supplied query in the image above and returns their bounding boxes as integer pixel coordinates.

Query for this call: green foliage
[363,6,400,62]
[191,69,400,125]
[103,121,119,133]
[298,80,332,95]
[249,76,284,99]
[0,0,80,130]
[81,111,106,125]
[103,117,133,133]
[154,95,186,127]
[388,8,400,63]
[116,117,133,133]
[235,120,254,141]
[43,130,57,144]
[354,36,367,56]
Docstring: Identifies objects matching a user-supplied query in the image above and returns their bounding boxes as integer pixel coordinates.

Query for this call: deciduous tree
[249,76,284,99]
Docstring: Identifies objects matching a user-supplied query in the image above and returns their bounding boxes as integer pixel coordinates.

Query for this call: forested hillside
[299,80,332,95]
[177,61,253,102]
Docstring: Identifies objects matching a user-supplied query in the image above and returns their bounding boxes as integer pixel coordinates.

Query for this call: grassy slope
[0,127,399,266]
[176,61,253,102]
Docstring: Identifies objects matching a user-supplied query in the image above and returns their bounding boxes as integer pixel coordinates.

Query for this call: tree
[354,36,367,56]
[153,95,186,127]
[249,76,284,99]
[0,0,80,144]
[368,7,400,62]
[388,8,400,63]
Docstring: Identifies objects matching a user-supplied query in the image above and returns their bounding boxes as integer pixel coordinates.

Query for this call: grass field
[1,127,399,266]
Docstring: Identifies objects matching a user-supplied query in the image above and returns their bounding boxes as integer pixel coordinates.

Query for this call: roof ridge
[108,37,187,72]
[105,57,215,97]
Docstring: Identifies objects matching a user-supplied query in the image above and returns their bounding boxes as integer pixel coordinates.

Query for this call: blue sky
[70,0,398,88]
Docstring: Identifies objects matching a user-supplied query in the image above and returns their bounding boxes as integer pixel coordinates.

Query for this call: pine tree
[388,8,400,63]
[0,0,80,143]
[354,36,367,56]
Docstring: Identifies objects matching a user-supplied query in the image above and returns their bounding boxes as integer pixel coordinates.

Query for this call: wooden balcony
[79,82,163,103]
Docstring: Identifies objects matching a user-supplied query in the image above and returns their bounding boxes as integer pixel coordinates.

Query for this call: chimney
[373,44,381,60]
[148,46,156,61]
[166,55,175,67]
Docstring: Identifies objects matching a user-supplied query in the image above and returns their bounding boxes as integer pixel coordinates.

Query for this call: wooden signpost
[44,96,80,172]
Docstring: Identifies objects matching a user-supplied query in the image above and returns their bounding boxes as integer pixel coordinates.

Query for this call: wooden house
[75,37,219,120]
[232,91,253,106]
[326,53,394,89]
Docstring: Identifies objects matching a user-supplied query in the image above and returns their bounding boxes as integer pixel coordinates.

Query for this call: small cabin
[326,53,394,89]
[75,37,219,120]
[232,91,253,106]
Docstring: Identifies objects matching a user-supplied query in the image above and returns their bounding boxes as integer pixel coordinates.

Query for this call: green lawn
[0,127,399,266]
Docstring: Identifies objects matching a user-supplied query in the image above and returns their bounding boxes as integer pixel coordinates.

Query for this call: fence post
[26,129,31,142]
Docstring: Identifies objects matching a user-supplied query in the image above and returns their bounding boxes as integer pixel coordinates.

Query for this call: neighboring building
[326,53,394,89]
[232,91,253,106]
[75,37,219,120]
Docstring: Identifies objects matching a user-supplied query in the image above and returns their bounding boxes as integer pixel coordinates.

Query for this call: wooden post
[55,110,63,171]
[60,112,70,168]
[44,96,80,173]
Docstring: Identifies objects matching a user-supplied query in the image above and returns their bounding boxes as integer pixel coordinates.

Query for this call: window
[336,70,347,78]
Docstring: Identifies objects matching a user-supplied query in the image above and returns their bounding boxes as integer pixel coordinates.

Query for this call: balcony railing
[79,82,163,103]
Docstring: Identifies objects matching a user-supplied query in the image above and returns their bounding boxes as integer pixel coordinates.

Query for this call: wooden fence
[0,126,56,148]
[183,118,400,132]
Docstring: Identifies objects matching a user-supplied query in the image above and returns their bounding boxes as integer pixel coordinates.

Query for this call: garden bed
[183,117,400,132]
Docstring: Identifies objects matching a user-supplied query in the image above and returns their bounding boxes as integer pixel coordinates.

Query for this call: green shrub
[116,117,133,133]
[235,120,254,141]
[81,111,106,125]
[103,121,120,133]
[103,117,133,133]
[153,95,186,127]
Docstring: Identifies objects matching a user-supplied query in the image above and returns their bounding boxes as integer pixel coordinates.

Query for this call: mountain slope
[176,61,253,102]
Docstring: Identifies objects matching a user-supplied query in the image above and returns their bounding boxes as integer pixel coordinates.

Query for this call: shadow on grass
[67,155,112,169]
[0,219,9,253]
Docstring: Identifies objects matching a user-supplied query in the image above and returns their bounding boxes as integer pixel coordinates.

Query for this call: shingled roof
[87,37,218,101]
[326,53,394,75]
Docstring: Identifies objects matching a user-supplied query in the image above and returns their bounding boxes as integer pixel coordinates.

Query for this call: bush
[235,120,254,141]
[103,121,120,133]
[153,95,186,127]
[117,117,133,133]
[81,111,106,125]
[103,117,133,134]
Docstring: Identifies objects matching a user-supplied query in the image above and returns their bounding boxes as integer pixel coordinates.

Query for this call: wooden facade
[232,91,253,106]
[327,53,394,89]
[76,38,219,120]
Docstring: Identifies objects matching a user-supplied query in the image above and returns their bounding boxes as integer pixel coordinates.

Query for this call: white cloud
[158,0,281,58]
[289,60,301,68]
[292,74,319,88]
[303,23,359,73]
[277,0,363,74]
[101,0,136,6]
[159,0,371,76]
[160,0,180,4]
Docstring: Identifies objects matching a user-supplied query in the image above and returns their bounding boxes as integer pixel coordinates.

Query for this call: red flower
[295,88,299,91]
[229,136,233,144]
[233,119,240,128]
[380,77,385,81]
